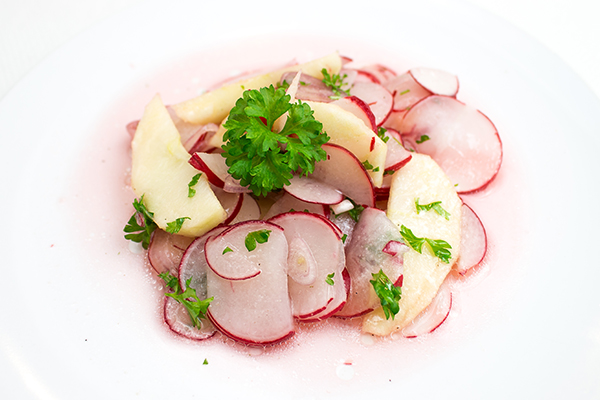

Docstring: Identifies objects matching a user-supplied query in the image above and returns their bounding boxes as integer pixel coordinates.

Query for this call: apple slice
[268,212,345,320]
[362,153,462,335]
[172,52,343,125]
[206,222,294,345]
[335,207,407,318]
[455,202,487,274]
[304,101,387,187]
[399,95,503,193]
[131,95,227,237]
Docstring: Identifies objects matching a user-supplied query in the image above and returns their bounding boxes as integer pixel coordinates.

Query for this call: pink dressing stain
[65,36,529,395]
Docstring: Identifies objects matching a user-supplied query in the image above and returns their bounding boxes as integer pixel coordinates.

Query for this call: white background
[1,0,600,100]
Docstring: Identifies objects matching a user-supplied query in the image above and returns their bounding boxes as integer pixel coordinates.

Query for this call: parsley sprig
[321,68,350,99]
[415,198,451,220]
[400,225,452,263]
[222,85,329,196]
[370,269,401,320]
[159,272,213,329]
[123,195,157,249]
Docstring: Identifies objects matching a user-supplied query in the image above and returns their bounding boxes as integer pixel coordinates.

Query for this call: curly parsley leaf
[321,68,350,99]
[159,272,213,329]
[222,85,329,196]
[123,195,157,249]
[244,229,272,252]
[415,198,451,220]
[400,225,452,263]
[165,217,191,234]
[370,269,401,320]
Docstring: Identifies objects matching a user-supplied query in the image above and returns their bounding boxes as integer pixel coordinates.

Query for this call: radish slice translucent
[189,152,229,188]
[349,81,393,126]
[303,267,350,322]
[399,95,502,193]
[206,222,293,345]
[280,72,334,103]
[163,297,217,341]
[331,96,377,132]
[229,194,261,225]
[184,123,219,154]
[311,143,375,208]
[148,229,194,275]
[409,67,459,97]
[335,207,405,318]
[382,128,412,172]
[269,212,345,320]
[284,175,344,205]
[383,72,431,111]
[263,192,328,220]
[358,64,397,84]
[211,185,242,225]
[401,280,452,338]
[456,202,487,274]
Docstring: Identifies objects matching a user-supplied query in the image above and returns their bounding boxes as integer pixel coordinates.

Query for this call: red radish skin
[409,67,459,97]
[383,72,432,111]
[349,81,393,126]
[331,96,377,132]
[189,152,228,188]
[401,281,452,338]
[456,202,488,274]
[382,128,413,172]
[148,229,194,275]
[399,95,503,194]
[163,297,217,341]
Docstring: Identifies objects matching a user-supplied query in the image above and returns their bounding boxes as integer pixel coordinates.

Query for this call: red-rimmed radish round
[311,143,375,208]
[399,95,502,193]
[163,297,217,341]
[382,128,412,172]
[331,96,377,132]
[263,192,329,220]
[349,82,393,126]
[280,72,334,103]
[302,267,350,322]
[401,280,452,338]
[148,229,194,275]
[205,221,284,281]
[269,212,346,320]
[284,175,344,205]
[211,185,242,225]
[358,64,397,84]
[383,72,431,111]
[456,202,487,274]
[189,152,229,188]
[409,67,459,97]
[229,194,261,225]
[183,123,219,154]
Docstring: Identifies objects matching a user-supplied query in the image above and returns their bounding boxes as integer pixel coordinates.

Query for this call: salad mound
[124,52,499,346]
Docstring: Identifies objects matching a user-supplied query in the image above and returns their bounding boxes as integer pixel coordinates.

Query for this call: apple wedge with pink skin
[205,221,294,345]
[362,153,462,336]
[310,143,376,208]
[131,95,227,237]
[399,95,503,193]
[268,212,346,320]
[455,202,488,274]
[335,207,407,318]
[304,101,387,187]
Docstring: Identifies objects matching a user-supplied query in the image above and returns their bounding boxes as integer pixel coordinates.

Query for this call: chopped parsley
[326,272,335,286]
[188,173,202,197]
[165,217,191,234]
[399,89,410,95]
[415,198,451,220]
[159,272,213,329]
[321,68,350,99]
[123,195,157,249]
[377,126,389,143]
[222,246,233,254]
[400,225,452,263]
[341,234,348,244]
[244,229,272,252]
[370,269,401,320]
[222,85,329,196]
[416,135,430,144]
[347,199,365,222]
[361,160,379,172]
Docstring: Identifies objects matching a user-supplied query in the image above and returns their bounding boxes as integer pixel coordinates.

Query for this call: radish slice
[148,229,194,275]
[163,297,217,341]
[303,267,350,322]
[456,202,488,274]
[409,67,459,97]
[189,152,229,188]
[280,72,334,102]
[205,221,282,281]
[331,96,377,132]
[349,82,393,126]
[311,143,375,208]
[383,72,431,111]
[358,64,397,84]
[206,222,293,345]
[183,123,219,154]
[269,212,345,320]
[229,194,261,225]
[335,207,405,318]
[211,185,242,225]
[329,212,357,248]
[399,95,502,193]
[126,120,139,138]
[401,280,452,338]
[222,175,252,193]
[263,192,328,220]
[382,128,412,172]
[284,175,344,205]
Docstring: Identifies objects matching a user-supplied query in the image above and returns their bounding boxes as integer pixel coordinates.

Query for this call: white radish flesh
[455,202,487,274]
[303,267,350,322]
[409,67,459,97]
[284,175,344,205]
[349,81,393,126]
[148,229,194,275]
[229,194,261,225]
[382,128,413,172]
[358,64,397,84]
[263,192,328,220]
[399,95,502,193]
[189,152,229,188]
[163,297,217,341]
[211,185,242,225]
[383,72,431,111]
[331,96,377,132]
[400,279,452,338]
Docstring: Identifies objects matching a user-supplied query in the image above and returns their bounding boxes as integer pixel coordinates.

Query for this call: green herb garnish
[416,135,430,144]
[321,68,350,99]
[326,272,335,286]
[400,225,452,263]
[165,217,191,234]
[377,126,390,143]
[415,198,451,220]
[222,246,233,254]
[188,173,202,198]
[159,272,213,329]
[244,229,272,252]
[370,269,401,320]
[123,195,157,249]
[222,85,329,196]
[347,199,365,222]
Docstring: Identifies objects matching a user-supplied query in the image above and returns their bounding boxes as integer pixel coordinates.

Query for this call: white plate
[1,0,599,398]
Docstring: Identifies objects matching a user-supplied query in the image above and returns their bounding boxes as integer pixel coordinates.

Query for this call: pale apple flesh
[362,153,462,336]
[131,94,227,237]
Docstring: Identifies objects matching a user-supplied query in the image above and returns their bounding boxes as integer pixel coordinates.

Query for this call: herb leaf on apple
[400,225,452,263]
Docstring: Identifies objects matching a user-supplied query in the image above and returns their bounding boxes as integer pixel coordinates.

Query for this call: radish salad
[124,52,500,346]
